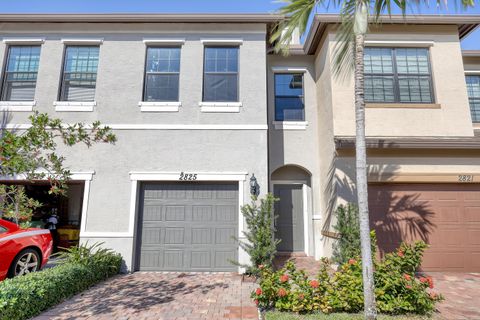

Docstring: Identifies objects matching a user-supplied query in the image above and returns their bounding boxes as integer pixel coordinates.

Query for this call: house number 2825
[179,172,197,181]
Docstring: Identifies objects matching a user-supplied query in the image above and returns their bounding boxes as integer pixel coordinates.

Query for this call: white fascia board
[0,171,94,181]
[3,123,268,130]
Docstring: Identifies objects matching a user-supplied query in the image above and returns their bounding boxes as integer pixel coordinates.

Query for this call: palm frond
[271,0,319,54]
[331,0,357,81]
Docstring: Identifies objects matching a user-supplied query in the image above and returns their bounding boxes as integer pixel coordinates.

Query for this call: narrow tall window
[1,46,40,101]
[274,73,305,121]
[364,47,434,103]
[60,46,99,101]
[203,46,238,102]
[144,47,180,102]
[466,75,480,123]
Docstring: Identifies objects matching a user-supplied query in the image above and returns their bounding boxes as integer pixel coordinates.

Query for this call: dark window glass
[466,75,480,123]
[144,47,180,102]
[203,47,238,102]
[364,47,433,103]
[0,226,6,234]
[60,46,99,101]
[1,46,40,101]
[274,73,305,121]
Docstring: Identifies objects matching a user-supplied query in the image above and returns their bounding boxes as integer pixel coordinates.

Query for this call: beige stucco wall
[463,56,480,72]
[328,24,474,138]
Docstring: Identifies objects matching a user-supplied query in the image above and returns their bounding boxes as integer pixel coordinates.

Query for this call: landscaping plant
[332,204,361,265]
[233,193,280,277]
[0,242,122,320]
[253,241,443,316]
[0,111,116,225]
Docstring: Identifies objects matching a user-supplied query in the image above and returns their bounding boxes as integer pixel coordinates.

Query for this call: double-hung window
[203,46,239,102]
[60,46,99,101]
[466,75,480,123]
[364,47,434,103]
[274,73,305,121]
[1,46,41,101]
[144,47,180,102]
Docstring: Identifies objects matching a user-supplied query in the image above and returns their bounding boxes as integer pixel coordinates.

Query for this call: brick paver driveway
[34,270,480,320]
[34,272,257,320]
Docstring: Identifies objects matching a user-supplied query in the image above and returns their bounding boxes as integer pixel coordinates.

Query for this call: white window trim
[61,38,104,45]
[271,67,308,73]
[138,101,181,112]
[199,102,242,113]
[142,38,185,45]
[2,38,45,44]
[54,101,96,112]
[200,39,243,45]
[465,70,480,74]
[273,121,308,130]
[364,40,434,47]
[0,101,36,112]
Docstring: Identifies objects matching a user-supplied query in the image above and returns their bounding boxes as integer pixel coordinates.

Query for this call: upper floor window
[364,47,434,103]
[60,46,99,101]
[144,47,180,102]
[1,45,40,101]
[203,46,238,102]
[466,75,480,123]
[274,73,305,121]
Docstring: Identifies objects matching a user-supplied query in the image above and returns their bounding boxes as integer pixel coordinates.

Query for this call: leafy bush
[253,241,443,316]
[0,242,122,320]
[234,194,280,277]
[331,204,360,265]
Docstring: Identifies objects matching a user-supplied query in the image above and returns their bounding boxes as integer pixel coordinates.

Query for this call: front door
[274,184,304,252]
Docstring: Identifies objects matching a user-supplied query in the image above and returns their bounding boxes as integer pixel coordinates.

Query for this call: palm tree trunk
[354,33,377,320]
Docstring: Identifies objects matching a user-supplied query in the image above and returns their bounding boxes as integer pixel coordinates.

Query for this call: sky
[0,0,478,49]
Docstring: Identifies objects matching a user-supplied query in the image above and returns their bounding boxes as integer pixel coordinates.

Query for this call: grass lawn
[266,311,432,320]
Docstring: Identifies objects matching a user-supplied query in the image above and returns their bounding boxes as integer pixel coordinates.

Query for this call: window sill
[0,101,35,112]
[54,101,96,112]
[273,121,308,130]
[138,101,181,112]
[366,103,440,109]
[199,102,242,113]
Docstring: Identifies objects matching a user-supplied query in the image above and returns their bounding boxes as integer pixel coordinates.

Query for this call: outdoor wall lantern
[250,174,259,196]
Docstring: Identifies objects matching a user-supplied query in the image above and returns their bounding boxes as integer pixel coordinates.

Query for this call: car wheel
[8,248,41,278]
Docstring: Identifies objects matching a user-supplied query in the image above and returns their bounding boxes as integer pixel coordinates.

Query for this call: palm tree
[271,1,474,319]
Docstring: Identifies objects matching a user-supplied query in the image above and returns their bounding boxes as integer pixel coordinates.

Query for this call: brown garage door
[369,184,480,272]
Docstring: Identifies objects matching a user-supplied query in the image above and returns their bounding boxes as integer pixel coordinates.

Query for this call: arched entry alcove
[271,165,312,255]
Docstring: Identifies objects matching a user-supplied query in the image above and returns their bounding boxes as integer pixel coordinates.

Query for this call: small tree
[0,111,116,226]
[332,203,361,265]
[234,193,280,277]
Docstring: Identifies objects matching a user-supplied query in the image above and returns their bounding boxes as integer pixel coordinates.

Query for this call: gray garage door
[136,182,239,272]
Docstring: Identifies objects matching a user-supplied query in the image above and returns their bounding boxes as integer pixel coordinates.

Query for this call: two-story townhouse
[0,13,283,272]
[268,14,480,272]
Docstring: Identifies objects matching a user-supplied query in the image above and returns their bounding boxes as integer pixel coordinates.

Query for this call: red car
[0,219,53,280]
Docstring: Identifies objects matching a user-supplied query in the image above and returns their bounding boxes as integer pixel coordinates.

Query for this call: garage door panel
[369,183,480,272]
[138,182,238,272]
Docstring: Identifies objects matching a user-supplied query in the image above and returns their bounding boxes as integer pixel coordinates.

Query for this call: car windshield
[0,226,7,234]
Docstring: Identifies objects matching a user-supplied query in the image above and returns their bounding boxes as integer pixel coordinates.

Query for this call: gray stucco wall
[1,22,270,271]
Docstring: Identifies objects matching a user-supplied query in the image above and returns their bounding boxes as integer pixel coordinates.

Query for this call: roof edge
[0,13,284,23]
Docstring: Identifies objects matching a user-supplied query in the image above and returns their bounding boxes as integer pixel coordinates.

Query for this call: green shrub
[253,241,443,316]
[332,204,361,265]
[0,243,122,320]
[233,194,280,277]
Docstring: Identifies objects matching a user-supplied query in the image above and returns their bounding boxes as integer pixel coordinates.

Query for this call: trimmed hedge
[0,249,122,320]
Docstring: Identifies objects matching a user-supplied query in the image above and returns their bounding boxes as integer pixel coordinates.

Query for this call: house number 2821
[458,175,473,182]
[179,172,197,181]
